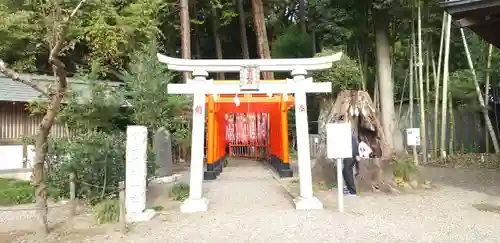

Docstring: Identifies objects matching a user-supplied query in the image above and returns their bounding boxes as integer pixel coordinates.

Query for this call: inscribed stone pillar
[126,125,156,222]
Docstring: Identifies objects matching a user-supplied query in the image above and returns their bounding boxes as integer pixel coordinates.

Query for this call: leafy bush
[169,183,189,201]
[0,178,34,206]
[93,199,120,224]
[46,131,127,205]
[313,49,362,90]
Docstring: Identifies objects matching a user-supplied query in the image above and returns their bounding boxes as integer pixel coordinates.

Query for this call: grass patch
[0,178,35,206]
[150,205,164,211]
[289,149,298,161]
[391,157,419,182]
[169,183,189,201]
[93,199,120,224]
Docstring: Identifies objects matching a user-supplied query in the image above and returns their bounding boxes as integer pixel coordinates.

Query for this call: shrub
[46,131,127,205]
[93,199,120,224]
[44,130,158,205]
[0,178,34,206]
[169,183,189,201]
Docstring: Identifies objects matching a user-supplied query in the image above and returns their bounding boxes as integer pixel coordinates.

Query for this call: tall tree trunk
[485,44,493,152]
[192,4,201,59]
[237,0,250,59]
[417,5,427,163]
[251,0,274,79]
[180,0,191,82]
[298,0,306,33]
[374,11,404,155]
[180,0,191,163]
[440,13,452,158]
[460,29,500,153]
[212,7,225,80]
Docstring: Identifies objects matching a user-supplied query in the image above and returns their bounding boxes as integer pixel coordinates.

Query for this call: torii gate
[158,53,342,212]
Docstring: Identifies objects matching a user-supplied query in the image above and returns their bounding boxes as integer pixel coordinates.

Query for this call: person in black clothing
[343,133,359,195]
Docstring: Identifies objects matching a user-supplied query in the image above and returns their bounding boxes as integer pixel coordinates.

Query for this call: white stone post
[125,125,156,222]
[291,69,323,210]
[180,69,210,213]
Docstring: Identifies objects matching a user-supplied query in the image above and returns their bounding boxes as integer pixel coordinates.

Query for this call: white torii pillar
[159,53,341,212]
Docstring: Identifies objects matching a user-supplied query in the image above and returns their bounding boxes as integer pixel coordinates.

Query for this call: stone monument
[125,125,156,222]
[154,128,173,177]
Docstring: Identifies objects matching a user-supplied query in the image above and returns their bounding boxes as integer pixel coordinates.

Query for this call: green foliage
[0,178,34,206]
[391,157,419,182]
[271,29,314,59]
[121,43,190,140]
[313,49,362,90]
[39,80,155,205]
[57,82,126,133]
[46,131,127,204]
[93,199,120,224]
[449,70,481,111]
[169,183,189,201]
[0,0,163,77]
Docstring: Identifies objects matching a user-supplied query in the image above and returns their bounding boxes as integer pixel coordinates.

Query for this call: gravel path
[8,159,500,243]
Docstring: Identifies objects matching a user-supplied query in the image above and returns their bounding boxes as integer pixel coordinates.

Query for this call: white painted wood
[291,69,323,210]
[157,53,342,72]
[168,79,332,95]
[180,71,209,213]
[326,123,353,159]
[336,158,343,213]
[406,128,421,146]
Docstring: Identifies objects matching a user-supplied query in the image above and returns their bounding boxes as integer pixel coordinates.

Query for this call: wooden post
[69,172,76,218]
[119,181,127,233]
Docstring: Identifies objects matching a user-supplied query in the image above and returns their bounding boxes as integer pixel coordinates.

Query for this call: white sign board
[327,123,353,159]
[406,128,421,146]
[239,67,260,91]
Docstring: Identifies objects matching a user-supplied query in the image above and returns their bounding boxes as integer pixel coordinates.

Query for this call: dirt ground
[3,160,500,242]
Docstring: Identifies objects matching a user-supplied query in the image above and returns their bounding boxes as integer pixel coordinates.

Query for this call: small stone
[409,180,419,188]
[422,183,433,190]
[402,182,412,190]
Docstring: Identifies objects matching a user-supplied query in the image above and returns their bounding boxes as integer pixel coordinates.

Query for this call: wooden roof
[441,0,500,48]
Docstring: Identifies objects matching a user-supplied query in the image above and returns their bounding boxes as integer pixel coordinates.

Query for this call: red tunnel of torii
[204,88,295,179]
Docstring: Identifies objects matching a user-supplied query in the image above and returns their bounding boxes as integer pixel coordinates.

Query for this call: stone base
[204,171,217,180]
[267,155,293,178]
[150,174,183,184]
[293,196,323,210]
[279,169,293,178]
[204,156,227,180]
[180,197,209,213]
[127,209,157,222]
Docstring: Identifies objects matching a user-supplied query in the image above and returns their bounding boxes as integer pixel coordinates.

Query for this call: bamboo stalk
[417,4,427,163]
[440,13,452,158]
[460,28,500,153]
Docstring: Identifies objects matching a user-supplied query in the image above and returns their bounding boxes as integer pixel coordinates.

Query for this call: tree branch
[0,0,86,98]
[49,0,87,68]
[0,60,49,97]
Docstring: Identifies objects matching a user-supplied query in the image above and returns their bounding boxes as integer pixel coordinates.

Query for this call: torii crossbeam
[158,54,341,213]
